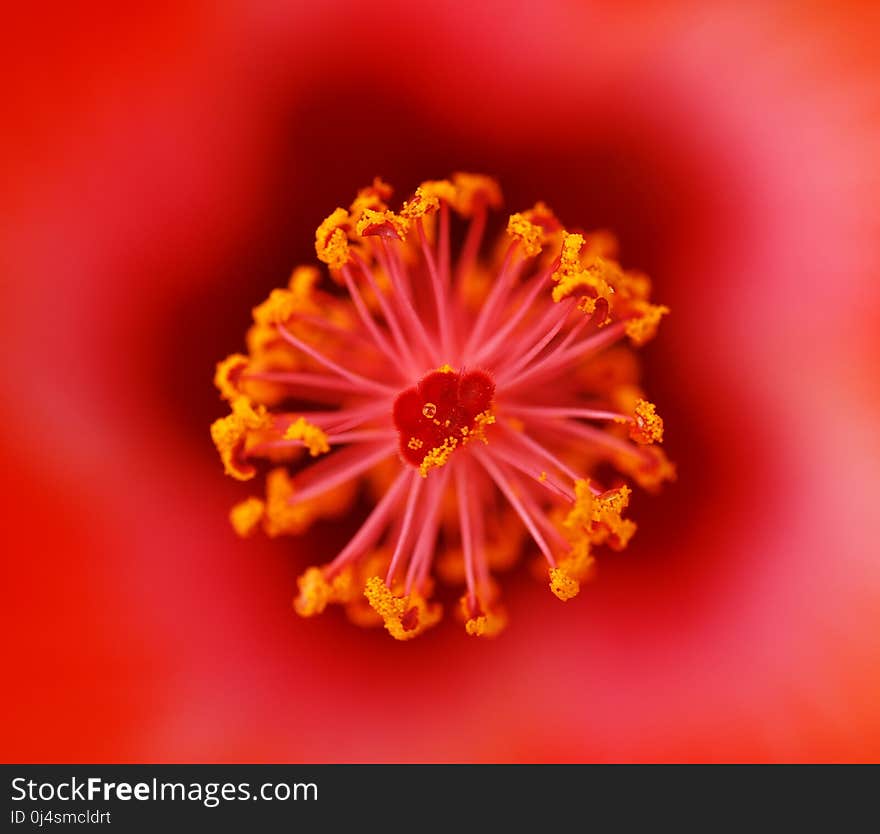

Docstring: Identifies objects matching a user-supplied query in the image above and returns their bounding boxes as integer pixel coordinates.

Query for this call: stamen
[503,321,627,390]
[515,305,587,374]
[290,312,386,353]
[475,449,557,567]
[340,265,402,367]
[454,201,488,286]
[324,429,397,444]
[275,402,390,433]
[404,466,449,594]
[463,242,522,355]
[242,370,391,400]
[496,420,585,485]
[229,497,265,537]
[283,417,330,457]
[276,322,397,395]
[505,404,629,424]
[470,262,558,366]
[438,201,451,287]
[416,218,452,356]
[315,208,351,270]
[324,469,410,577]
[210,395,272,480]
[294,566,356,617]
[351,253,418,368]
[488,442,575,501]
[214,353,248,401]
[541,416,654,464]
[492,297,577,383]
[363,576,442,641]
[455,463,478,608]
[291,442,395,505]
[376,238,436,359]
[624,302,670,345]
[506,212,544,257]
[385,471,424,585]
[214,172,671,638]
[629,398,664,444]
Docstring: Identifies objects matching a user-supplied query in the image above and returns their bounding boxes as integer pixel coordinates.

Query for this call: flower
[6,0,880,765]
[212,174,672,639]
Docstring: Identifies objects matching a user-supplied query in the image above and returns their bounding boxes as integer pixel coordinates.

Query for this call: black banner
[1,764,871,830]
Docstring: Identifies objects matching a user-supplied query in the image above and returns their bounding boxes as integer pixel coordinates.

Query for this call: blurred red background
[3,1,879,762]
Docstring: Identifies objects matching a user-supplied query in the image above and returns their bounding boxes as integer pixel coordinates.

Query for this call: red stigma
[393,368,495,467]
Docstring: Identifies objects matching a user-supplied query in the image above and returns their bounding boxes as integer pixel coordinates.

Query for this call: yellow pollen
[287,264,321,297]
[349,177,393,223]
[551,256,615,307]
[250,267,321,327]
[578,296,598,317]
[355,208,410,240]
[562,479,595,534]
[214,353,248,401]
[450,172,503,216]
[283,417,330,457]
[471,410,496,438]
[407,437,424,450]
[419,436,458,478]
[521,201,561,234]
[396,178,460,226]
[629,399,664,445]
[624,302,670,346]
[614,446,677,492]
[315,207,351,270]
[364,576,442,640]
[252,289,295,326]
[418,179,457,205]
[435,363,455,373]
[506,212,544,257]
[593,486,637,550]
[583,229,619,258]
[293,566,357,617]
[552,539,595,601]
[229,496,265,537]
[562,479,637,552]
[263,467,309,537]
[260,467,356,538]
[463,605,508,637]
[549,567,580,601]
[556,233,585,278]
[400,186,441,219]
[422,403,437,419]
[210,395,272,480]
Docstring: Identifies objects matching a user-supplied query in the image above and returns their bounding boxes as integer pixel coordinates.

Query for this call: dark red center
[393,368,495,467]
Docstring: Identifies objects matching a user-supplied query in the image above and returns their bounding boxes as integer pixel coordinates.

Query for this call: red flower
[3,1,880,762]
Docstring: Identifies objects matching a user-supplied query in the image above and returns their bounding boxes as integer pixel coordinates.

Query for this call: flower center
[392,365,495,476]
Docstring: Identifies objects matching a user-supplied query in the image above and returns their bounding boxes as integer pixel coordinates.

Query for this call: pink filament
[385,471,424,585]
[325,470,410,578]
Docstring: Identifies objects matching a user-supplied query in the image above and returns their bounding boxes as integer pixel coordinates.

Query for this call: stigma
[393,366,495,476]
